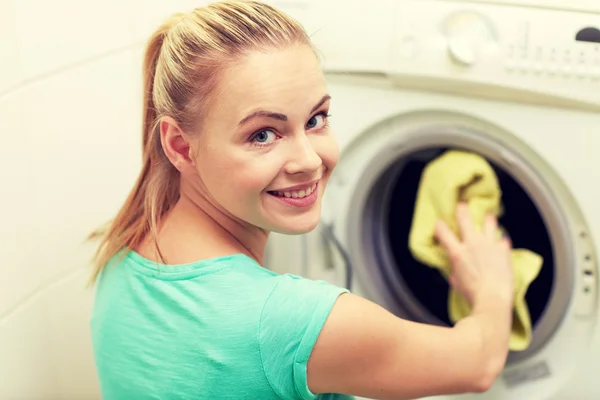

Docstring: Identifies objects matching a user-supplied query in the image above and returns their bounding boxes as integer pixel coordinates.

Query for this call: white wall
[0,1,231,399]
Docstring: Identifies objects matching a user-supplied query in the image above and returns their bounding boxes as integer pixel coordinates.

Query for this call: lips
[269,179,320,192]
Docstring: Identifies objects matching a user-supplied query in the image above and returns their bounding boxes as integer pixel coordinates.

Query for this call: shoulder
[259,274,349,399]
[260,273,349,338]
[260,274,349,357]
[263,274,348,306]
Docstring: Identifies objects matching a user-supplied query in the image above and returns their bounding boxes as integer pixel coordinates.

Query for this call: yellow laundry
[408,150,543,351]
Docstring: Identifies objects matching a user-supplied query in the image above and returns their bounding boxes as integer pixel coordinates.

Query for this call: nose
[284,133,322,175]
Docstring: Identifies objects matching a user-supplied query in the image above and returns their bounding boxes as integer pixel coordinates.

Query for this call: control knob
[441,11,498,67]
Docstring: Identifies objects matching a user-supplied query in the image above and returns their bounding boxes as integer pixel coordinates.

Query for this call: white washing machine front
[313,78,599,400]
[264,0,600,399]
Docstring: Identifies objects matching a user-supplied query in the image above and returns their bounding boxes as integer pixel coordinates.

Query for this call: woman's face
[192,44,338,234]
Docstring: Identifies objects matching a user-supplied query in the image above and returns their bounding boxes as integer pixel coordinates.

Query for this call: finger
[502,236,513,250]
[483,213,498,238]
[456,202,476,241]
[449,274,457,288]
[435,220,462,254]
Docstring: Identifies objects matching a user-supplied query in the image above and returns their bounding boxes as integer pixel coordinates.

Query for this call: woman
[89,1,514,399]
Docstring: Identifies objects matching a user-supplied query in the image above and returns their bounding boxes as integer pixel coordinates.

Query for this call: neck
[173,181,269,265]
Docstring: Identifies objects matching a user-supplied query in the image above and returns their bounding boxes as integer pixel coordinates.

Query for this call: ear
[159,116,196,173]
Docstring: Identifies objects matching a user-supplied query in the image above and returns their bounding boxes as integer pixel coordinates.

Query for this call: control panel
[391,1,600,107]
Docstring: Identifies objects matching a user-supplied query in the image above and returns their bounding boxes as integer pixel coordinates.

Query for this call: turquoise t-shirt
[91,250,353,400]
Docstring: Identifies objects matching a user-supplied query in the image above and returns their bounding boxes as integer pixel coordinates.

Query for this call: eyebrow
[238,94,331,126]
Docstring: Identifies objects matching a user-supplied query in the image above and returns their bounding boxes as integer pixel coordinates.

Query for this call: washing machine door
[321,109,597,399]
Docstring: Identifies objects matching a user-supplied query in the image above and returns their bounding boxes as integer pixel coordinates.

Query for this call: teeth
[274,183,317,199]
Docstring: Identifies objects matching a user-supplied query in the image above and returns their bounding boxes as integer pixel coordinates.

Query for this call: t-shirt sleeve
[259,274,349,400]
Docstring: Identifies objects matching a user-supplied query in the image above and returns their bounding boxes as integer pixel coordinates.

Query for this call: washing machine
[265,0,600,399]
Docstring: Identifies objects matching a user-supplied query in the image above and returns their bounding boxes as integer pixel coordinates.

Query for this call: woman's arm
[307,290,512,399]
[307,205,514,399]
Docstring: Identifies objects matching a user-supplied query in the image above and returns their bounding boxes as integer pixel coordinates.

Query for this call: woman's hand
[435,202,514,307]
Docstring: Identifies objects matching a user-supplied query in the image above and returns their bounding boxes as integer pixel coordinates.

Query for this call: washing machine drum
[382,148,553,328]
[344,137,578,364]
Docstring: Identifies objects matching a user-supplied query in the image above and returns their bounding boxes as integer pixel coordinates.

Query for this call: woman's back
[91,250,352,400]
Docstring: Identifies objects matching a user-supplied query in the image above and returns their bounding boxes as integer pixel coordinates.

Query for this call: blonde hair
[88,0,312,284]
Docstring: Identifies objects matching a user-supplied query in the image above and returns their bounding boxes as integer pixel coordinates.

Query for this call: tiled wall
[0,1,227,399]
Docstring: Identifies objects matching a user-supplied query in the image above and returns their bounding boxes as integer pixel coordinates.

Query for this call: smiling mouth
[268,183,318,199]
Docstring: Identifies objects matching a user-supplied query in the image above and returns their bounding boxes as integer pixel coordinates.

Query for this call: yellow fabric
[408,150,543,351]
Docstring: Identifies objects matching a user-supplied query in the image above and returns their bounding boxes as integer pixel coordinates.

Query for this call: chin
[277,225,318,236]
[269,212,321,235]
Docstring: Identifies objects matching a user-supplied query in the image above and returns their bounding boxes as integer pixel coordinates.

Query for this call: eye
[306,112,329,129]
[251,129,277,145]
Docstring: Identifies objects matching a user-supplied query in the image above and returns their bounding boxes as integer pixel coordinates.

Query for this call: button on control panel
[504,22,600,81]
[575,229,598,318]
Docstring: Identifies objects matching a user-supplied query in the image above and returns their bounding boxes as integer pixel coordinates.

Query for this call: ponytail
[87,21,180,285]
